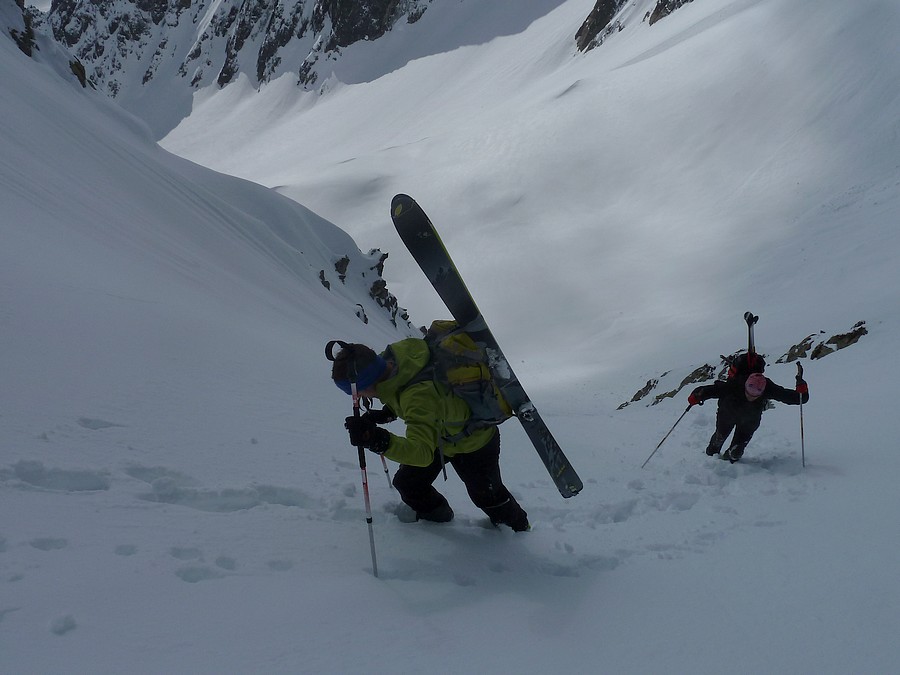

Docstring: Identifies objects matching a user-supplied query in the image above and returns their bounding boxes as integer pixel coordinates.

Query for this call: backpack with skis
[404,319,513,442]
[726,352,766,381]
[725,312,766,383]
[390,193,582,497]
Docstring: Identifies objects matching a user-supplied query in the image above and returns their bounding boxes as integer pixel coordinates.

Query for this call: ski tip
[391,193,416,218]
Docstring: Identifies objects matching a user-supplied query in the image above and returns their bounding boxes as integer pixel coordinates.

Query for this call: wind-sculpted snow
[0,415,816,604]
[1,334,822,634]
[3,0,900,671]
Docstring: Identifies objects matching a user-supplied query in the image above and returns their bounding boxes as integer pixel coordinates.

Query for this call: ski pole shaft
[642,405,692,469]
[352,382,378,577]
[324,340,379,574]
[797,362,806,468]
[380,454,392,488]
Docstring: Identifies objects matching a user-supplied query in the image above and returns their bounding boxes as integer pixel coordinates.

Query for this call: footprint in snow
[0,607,21,624]
[7,460,110,492]
[268,560,294,572]
[51,614,77,635]
[170,546,203,561]
[30,537,68,551]
[176,567,223,583]
[77,417,124,430]
[215,556,237,571]
[128,464,315,513]
[169,548,239,580]
[125,465,199,487]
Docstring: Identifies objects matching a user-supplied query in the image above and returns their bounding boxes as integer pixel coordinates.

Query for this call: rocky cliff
[576,0,696,52]
[45,0,429,97]
[35,0,704,134]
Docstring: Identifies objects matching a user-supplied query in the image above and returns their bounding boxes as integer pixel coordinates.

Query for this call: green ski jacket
[374,338,495,467]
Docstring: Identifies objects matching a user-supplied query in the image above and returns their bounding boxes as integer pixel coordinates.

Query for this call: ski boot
[705,432,725,456]
[416,502,454,523]
[722,443,746,464]
[485,498,530,532]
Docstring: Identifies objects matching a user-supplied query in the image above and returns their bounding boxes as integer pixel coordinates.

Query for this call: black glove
[363,406,396,425]
[345,415,391,453]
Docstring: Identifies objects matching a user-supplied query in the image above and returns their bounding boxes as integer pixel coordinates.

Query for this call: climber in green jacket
[330,338,529,531]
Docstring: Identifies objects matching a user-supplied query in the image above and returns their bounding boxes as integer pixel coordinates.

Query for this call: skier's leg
[392,455,453,522]
[727,415,762,462]
[707,404,735,456]
[451,430,529,531]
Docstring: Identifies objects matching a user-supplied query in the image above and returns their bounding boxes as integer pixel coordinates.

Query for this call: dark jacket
[694,377,808,421]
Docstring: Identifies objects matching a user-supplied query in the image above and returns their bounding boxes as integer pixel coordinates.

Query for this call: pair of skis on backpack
[390,194,583,499]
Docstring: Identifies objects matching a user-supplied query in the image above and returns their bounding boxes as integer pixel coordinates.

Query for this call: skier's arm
[766,378,809,405]
[380,383,443,467]
[689,381,725,405]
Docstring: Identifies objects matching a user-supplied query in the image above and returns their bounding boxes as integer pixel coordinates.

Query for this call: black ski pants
[392,429,525,524]
[707,397,763,454]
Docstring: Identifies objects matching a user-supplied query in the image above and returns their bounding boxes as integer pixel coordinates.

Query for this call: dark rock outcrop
[620,320,868,409]
[316,0,401,50]
[648,0,695,26]
[779,321,868,362]
[576,0,698,52]
[575,0,626,52]
[47,0,430,100]
[9,0,37,56]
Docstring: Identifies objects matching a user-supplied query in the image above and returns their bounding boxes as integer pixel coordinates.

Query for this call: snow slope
[3,0,900,672]
[164,0,900,391]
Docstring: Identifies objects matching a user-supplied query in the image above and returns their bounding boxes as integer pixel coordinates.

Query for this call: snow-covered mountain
[4,0,900,671]
[35,0,700,137]
[157,0,900,393]
[36,0,455,136]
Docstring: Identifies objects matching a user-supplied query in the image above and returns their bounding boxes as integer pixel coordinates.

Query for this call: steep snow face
[1,20,414,439]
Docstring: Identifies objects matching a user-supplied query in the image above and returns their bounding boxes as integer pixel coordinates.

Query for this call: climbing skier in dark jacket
[688,369,809,462]
[330,340,529,531]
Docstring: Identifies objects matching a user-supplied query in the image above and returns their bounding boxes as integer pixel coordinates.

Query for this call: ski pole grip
[796,362,804,377]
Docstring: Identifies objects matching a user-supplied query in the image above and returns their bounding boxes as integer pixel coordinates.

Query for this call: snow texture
[3,0,899,672]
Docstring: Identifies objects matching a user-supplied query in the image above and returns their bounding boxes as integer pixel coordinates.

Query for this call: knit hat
[744,372,767,398]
